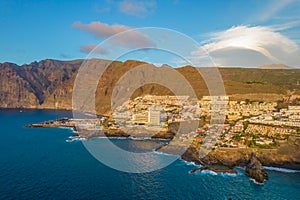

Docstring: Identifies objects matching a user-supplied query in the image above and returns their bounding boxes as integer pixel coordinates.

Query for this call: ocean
[0,109,299,200]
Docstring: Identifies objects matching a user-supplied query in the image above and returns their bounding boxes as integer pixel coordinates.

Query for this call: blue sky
[1,0,300,67]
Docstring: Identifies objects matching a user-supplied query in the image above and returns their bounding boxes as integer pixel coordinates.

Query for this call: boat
[65,139,73,143]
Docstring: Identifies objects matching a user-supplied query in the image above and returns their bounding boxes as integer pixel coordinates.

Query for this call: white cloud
[271,20,300,31]
[118,0,156,17]
[191,25,300,67]
[73,21,155,53]
[255,0,295,22]
[80,44,109,54]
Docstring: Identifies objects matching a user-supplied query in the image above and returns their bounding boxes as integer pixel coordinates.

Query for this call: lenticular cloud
[195,25,300,67]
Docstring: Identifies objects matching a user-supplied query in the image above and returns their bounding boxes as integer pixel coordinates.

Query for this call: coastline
[1,108,299,199]
[21,111,300,184]
[189,166,238,175]
[0,107,73,112]
[24,117,300,172]
[180,144,300,171]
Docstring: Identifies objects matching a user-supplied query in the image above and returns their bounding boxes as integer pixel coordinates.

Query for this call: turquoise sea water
[0,109,299,200]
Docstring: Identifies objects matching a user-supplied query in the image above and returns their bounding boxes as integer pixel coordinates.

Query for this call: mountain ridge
[258,64,292,69]
[1,59,300,114]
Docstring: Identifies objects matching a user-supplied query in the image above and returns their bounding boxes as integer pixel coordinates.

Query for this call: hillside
[1,59,300,114]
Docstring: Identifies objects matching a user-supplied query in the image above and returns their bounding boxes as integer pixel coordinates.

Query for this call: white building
[148,106,161,126]
[132,112,148,125]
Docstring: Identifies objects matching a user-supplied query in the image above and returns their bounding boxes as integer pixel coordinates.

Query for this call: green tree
[243,121,249,131]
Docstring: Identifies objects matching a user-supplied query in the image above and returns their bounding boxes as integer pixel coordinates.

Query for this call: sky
[1,0,300,67]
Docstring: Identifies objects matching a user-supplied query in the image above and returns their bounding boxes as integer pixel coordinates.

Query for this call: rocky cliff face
[0,59,81,110]
[0,62,38,108]
[1,59,300,114]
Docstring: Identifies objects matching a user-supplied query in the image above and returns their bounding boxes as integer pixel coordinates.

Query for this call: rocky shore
[26,123,130,139]
[25,122,76,129]
[24,118,173,139]
[181,136,300,171]
[178,136,300,183]
[189,166,238,175]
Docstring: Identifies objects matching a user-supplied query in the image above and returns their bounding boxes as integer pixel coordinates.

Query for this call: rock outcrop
[190,166,238,175]
[245,153,268,183]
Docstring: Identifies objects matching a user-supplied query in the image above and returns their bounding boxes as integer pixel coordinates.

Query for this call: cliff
[1,59,300,114]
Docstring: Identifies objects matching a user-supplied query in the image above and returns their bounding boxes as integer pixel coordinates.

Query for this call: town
[27,94,300,149]
[110,94,300,148]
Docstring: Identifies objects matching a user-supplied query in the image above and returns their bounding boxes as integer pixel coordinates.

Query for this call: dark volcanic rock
[181,145,205,166]
[151,130,175,140]
[245,153,268,184]
[152,122,181,139]
[103,129,130,138]
[190,166,237,175]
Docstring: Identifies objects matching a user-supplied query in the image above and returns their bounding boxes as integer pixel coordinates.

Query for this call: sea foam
[264,166,300,173]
